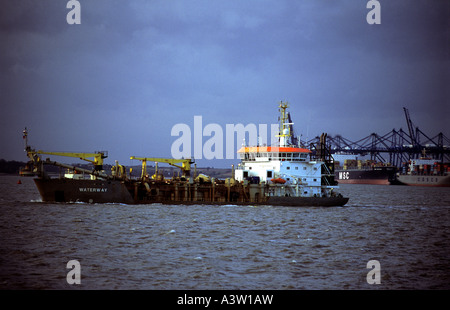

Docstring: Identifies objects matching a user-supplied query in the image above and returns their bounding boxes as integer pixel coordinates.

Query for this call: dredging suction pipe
[42,159,114,180]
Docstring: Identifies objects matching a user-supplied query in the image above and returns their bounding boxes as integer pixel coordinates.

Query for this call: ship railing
[320,163,336,187]
[322,176,331,186]
[321,163,333,176]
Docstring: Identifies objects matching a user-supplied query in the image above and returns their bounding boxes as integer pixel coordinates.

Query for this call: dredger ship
[23,102,349,207]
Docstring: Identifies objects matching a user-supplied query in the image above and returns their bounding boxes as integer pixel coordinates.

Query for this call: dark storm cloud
[0,0,66,34]
[0,0,448,167]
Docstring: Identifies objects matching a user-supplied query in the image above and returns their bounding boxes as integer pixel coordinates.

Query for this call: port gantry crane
[130,156,195,180]
[302,107,450,166]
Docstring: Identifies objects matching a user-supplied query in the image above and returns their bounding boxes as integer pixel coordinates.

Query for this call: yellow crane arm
[37,151,108,169]
[130,156,194,178]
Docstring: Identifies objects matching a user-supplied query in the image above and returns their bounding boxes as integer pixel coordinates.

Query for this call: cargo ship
[22,102,349,207]
[390,158,450,187]
[334,157,397,185]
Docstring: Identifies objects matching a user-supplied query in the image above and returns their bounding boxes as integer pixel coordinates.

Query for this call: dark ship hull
[390,174,450,187]
[34,178,135,204]
[335,166,397,185]
[390,160,450,187]
[34,178,349,207]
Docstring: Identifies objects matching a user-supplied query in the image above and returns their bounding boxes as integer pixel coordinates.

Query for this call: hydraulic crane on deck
[34,150,108,171]
[130,156,194,179]
[22,128,115,178]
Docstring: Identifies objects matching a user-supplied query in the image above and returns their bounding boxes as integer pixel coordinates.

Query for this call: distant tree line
[0,158,232,178]
[0,159,26,174]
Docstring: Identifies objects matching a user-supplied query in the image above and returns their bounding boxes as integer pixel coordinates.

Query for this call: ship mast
[277,101,293,147]
[23,127,28,150]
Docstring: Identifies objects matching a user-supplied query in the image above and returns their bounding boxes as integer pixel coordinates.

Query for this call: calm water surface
[0,175,449,289]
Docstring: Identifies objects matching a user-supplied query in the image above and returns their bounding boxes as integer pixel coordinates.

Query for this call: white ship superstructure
[235,101,340,199]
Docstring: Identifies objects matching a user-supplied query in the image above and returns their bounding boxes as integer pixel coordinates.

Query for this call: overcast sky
[1,0,449,168]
